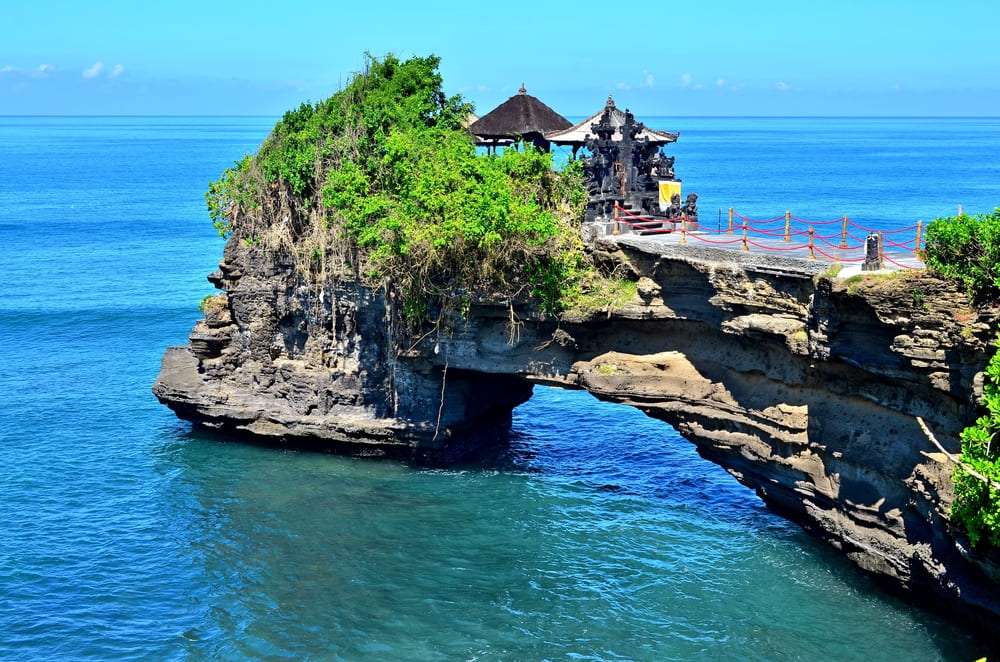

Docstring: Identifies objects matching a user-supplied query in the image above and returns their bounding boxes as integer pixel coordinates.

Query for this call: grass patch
[561,275,638,318]
[818,263,843,280]
[842,270,913,295]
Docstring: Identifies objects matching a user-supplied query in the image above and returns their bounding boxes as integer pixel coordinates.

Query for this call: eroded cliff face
[154,240,533,460]
[154,236,1000,626]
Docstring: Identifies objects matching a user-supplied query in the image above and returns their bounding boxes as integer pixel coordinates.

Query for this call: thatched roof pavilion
[469,84,571,152]
[546,96,678,152]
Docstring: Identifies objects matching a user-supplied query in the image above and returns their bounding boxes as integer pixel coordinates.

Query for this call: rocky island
[154,55,1000,632]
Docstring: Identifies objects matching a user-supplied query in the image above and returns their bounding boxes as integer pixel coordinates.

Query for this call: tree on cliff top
[925,208,1000,302]
[206,53,598,325]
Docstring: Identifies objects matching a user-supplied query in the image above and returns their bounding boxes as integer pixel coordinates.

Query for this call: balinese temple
[468,84,571,153]
[472,88,696,235]
[545,95,678,158]
[567,97,696,230]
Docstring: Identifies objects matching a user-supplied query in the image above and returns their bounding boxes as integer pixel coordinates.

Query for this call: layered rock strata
[154,236,1000,626]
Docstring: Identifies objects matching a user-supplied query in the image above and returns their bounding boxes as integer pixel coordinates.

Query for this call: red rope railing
[747,238,809,251]
[687,233,744,246]
[813,246,866,263]
[882,253,922,270]
[611,203,925,269]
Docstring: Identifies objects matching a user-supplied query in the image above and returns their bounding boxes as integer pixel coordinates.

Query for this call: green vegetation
[817,263,842,281]
[926,209,1000,547]
[595,363,619,376]
[206,155,257,238]
[198,294,227,315]
[924,208,1000,301]
[951,338,1000,548]
[841,270,911,296]
[843,274,865,295]
[561,272,638,318]
[204,53,618,327]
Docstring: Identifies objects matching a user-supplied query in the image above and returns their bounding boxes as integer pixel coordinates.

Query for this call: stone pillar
[863,232,883,271]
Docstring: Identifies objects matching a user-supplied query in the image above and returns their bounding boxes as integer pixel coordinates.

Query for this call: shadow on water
[152,387,990,660]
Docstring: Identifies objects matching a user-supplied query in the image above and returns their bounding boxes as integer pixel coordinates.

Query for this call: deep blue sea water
[2,116,1000,660]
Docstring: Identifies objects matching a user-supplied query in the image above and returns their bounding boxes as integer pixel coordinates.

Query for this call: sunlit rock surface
[155,236,1000,626]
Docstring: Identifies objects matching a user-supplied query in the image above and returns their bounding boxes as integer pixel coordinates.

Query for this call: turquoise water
[2,116,1000,660]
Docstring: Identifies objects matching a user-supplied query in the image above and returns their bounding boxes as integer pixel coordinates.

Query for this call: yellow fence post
[840,215,849,248]
[612,201,620,235]
[784,210,791,242]
[808,226,816,260]
[728,207,734,234]
[915,220,923,257]
[742,224,749,252]
[681,216,688,245]
[878,230,884,263]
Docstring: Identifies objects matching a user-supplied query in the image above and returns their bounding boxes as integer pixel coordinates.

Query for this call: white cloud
[1,64,55,79]
[82,61,104,79]
[774,81,791,92]
[679,72,693,88]
[616,81,632,91]
[109,64,124,79]
[642,71,655,88]
[716,78,727,88]
[32,64,55,78]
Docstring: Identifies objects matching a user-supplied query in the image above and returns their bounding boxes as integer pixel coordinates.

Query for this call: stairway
[619,204,675,236]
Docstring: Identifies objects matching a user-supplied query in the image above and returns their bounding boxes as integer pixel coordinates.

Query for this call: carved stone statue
[635,140,659,193]
[682,193,698,219]
[652,153,675,179]
[669,193,682,217]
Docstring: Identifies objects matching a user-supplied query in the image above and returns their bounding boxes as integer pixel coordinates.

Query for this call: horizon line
[3,114,1000,120]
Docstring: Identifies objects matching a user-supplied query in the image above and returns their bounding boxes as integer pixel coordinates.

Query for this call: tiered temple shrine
[472,91,697,234]
[545,95,678,156]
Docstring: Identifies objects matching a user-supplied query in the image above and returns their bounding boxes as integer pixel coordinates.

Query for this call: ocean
[1,116,999,660]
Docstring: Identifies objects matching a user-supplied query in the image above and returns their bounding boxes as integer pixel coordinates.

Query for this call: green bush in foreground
[204,53,617,325]
[951,338,1000,548]
[924,208,1000,301]
[925,208,1000,547]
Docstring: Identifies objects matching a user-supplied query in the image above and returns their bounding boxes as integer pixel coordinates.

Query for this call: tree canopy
[206,54,604,324]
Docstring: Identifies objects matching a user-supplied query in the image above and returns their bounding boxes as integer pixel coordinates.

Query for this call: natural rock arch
[155,239,1000,627]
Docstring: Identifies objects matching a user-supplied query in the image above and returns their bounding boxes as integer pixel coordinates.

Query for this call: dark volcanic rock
[154,236,1000,628]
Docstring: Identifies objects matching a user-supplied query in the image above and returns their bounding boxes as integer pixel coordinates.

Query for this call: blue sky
[1,0,998,116]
